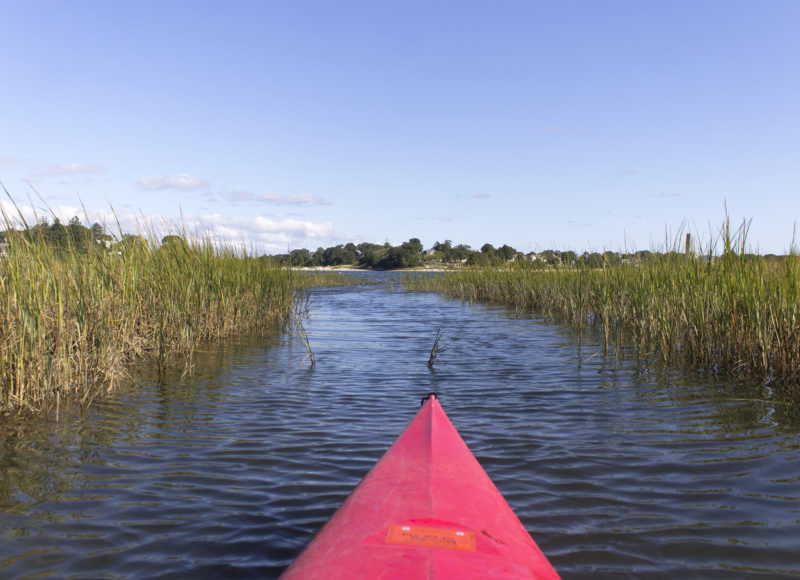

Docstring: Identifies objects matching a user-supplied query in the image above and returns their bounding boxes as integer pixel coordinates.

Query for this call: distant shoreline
[294,265,457,273]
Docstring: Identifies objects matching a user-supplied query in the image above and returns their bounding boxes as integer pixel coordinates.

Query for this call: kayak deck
[279,394,560,579]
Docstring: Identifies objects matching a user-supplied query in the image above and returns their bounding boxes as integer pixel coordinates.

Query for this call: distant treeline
[1,216,115,251]
[3,219,791,269]
[260,238,792,270]
[266,239,553,269]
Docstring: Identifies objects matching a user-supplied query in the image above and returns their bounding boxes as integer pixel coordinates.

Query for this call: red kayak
[279,394,560,579]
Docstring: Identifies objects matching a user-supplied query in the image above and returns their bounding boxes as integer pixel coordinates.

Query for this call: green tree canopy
[290,248,312,267]
[432,240,453,262]
[375,239,423,269]
[466,252,491,266]
[451,244,473,262]
[161,235,187,249]
[497,244,518,261]
[322,245,357,266]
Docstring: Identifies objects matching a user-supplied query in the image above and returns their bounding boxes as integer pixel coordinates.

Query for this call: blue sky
[2,1,798,255]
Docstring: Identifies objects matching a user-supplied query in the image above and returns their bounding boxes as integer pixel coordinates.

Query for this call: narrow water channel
[1,280,799,578]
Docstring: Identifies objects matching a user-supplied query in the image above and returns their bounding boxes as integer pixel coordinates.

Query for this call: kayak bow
[279,394,560,579]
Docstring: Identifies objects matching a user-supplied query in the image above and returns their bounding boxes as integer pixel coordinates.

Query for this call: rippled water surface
[2,279,800,579]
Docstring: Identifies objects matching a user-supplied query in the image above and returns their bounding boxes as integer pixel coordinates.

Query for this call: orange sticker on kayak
[386,525,476,552]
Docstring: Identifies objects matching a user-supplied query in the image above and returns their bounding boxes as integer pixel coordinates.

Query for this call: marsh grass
[406,221,800,400]
[292,290,315,369]
[0,206,354,413]
[427,327,444,370]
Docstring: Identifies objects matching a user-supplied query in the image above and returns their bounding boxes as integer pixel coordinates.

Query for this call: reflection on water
[1,280,800,579]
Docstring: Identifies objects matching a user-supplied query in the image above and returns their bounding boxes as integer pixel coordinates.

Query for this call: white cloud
[197,214,335,254]
[412,215,453,222]
[0,200,86,228]
[135,174,209,191]
[0,197,335,255]
[227,190,330,205]
[127,211,333,254]
[0,156,13,167]
[254,216,332,237]
[456,192,491,200]
[0,199,31,226]
[42,163,105,175]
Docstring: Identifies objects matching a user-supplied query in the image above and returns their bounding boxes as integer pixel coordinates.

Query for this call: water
[2,280,800,579]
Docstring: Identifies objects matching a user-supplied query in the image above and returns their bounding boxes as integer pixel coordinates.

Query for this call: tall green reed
[0,206,352,413]
[405,222,800,399]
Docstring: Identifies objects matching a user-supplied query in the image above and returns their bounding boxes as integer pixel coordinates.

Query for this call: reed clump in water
[0,210,352,413]
[405,221,800,398]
